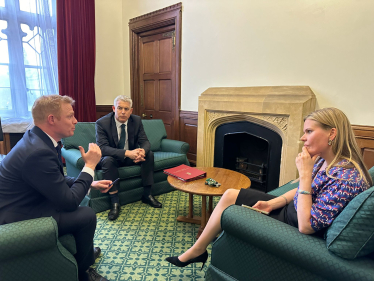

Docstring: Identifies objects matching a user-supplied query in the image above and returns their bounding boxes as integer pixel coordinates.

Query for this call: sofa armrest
[267,180,299,196]
[0,217,59,261]
[220,205,374,280]
[160,139,190,154]
[62,148,85,170]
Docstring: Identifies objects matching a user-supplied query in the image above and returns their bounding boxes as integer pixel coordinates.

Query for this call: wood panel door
[129,4,182,141]
[139,28,176,139]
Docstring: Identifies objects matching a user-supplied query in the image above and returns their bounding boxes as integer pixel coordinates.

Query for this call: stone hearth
[197,86,316,186]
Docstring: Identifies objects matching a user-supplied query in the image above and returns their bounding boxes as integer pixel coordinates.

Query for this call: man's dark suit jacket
[96,113,151,162]
[0,126,92,225]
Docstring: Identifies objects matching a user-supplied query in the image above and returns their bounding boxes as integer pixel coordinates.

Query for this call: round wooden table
[167,167,251,238]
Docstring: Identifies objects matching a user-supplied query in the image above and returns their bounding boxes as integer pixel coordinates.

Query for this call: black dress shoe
[165,250,208,270]
[108,203,120,220]
[141,195,162,208]
[94,247,101,260]
[86,267,109,281]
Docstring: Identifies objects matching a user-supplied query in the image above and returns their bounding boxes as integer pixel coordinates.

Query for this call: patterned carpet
[92,190,219,281]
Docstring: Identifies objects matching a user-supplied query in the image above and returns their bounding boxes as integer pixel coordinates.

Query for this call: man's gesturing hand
[91,180,112,193]
[79,143,102,170]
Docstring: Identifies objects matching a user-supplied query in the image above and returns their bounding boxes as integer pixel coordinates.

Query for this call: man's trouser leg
[58,206,97,277]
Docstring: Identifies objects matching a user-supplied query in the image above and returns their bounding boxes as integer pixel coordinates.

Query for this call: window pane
[21,24,42,66]
[0,21,9,64]
[25,67,42,90]
[27,89,42,111]
[0,88,12,110]
[19,0,53,16]
[0,20,8,39]
[0,65,10,87]
[0,0,4,7]
[19,0,37,14]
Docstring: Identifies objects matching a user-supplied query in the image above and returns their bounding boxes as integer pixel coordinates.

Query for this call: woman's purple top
[293,158,369,232]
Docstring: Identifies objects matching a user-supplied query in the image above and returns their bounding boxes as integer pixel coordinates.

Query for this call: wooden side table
[167,167,251,238]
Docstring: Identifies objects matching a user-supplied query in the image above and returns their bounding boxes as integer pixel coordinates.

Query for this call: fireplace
[214,121,282,192]
[197,86,316,187]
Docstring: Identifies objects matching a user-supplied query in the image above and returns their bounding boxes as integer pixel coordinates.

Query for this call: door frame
[129,3,182,139]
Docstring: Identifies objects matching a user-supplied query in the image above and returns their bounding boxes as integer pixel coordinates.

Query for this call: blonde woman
[166,107,372,269]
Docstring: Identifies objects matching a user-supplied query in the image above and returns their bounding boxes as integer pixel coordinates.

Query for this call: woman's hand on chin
[296,147,318,178]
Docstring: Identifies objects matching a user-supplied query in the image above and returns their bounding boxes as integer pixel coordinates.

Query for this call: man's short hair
[114,95,133,108]
[32,95,75,124]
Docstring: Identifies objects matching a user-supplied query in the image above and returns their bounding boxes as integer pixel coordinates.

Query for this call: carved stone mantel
[197,86,316,186]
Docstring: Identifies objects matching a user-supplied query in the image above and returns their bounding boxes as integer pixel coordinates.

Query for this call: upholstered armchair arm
[267,180,299,196]
[0,217,59,261]
[160,139,189,154]
[219,205,373,281]
[62,148,85,170]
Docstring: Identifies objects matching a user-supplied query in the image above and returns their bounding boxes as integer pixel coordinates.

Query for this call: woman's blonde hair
[305,107,372,186]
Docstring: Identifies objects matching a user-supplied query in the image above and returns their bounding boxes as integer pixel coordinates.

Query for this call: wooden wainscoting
[353,125,374,170]
[179,111,198,166]
[96,105,113,121]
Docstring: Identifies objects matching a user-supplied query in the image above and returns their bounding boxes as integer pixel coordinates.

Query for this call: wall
[95,0,125,105]
[95,0,374,125]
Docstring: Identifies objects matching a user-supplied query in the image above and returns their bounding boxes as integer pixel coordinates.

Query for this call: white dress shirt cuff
[82,167,94,196]
[82,167,95,179]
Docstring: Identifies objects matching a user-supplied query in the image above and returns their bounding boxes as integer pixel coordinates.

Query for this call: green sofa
[61,119,190,213]
[206,167,374,281]
[0,217,78,281]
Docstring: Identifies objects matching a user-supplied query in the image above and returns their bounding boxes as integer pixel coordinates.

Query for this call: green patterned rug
[92,190,218,281]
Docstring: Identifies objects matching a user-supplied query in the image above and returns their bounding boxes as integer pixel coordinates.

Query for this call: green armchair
[206,167,374,281]
[62,119,190,213]
[0,217,78,281]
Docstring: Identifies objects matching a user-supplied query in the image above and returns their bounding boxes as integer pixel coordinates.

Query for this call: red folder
[164,165,207,182]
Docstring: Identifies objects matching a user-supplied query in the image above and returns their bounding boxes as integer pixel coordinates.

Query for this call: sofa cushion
[326,184,374,259]
[96,165,141,180]
[62,122,96,151]
[154,151,189,171]
[142,119,167,152]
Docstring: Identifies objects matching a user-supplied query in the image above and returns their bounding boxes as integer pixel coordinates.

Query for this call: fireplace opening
[214,121,282,193]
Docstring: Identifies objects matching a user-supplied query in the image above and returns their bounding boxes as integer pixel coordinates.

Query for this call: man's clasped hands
[74,143,147,194]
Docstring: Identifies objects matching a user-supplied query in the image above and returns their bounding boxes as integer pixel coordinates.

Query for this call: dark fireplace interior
[214,121,282,193]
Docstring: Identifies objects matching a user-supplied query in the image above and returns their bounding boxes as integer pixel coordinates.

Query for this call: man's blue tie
[118,124,126,149]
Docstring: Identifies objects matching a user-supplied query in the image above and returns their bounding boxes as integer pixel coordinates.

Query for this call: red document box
[164,164,207,182]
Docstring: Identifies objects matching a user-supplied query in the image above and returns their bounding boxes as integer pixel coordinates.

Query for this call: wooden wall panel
[96,105,113,121]
[353,125,374,170]
[159,80,172,111]
[159,38,172,73]
[144,80,155,110]
[179,111,198,166]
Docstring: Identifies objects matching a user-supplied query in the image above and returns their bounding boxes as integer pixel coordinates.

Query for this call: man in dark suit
[0,95,111,281]
[96,95,162,221]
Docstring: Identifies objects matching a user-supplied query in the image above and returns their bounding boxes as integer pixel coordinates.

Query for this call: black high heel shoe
[165,251,208,270]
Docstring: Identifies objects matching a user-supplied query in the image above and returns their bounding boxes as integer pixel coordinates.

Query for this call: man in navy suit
[96,95,162,221]
[0,95,111,281]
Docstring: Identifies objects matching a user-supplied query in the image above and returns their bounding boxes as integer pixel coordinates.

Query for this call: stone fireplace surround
[197,86,316,187]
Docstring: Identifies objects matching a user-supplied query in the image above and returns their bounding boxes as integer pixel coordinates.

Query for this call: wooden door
[129,3,181,141]
[139,28,176,139]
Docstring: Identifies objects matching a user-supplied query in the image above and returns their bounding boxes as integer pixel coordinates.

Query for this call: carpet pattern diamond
[92,190,219,281]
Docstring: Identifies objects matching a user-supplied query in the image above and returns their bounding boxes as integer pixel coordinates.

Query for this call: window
[0,0,58,120]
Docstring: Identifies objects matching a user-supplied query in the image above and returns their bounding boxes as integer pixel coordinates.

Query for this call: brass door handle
[142,113,147,118]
